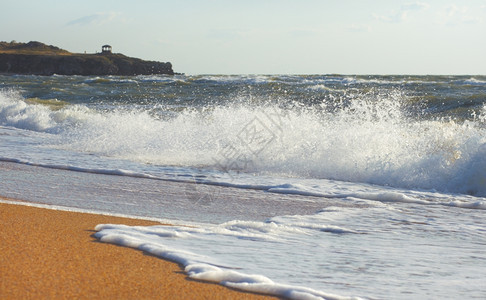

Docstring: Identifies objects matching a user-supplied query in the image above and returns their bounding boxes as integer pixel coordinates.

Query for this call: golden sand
[0,200,277,299]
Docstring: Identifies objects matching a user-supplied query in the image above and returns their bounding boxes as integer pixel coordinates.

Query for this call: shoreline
[0,198,277,299]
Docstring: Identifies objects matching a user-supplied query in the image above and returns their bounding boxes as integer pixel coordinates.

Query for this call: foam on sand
[94,201,486,300]
[0,201,272,300]
[95,223,362,300]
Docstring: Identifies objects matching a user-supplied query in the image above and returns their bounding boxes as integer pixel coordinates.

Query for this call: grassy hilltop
[0,41,72,55]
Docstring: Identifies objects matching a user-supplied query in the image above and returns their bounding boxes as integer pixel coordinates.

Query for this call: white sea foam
[2,87,486,197]
[95,202,486,299]
[94,220,365,299]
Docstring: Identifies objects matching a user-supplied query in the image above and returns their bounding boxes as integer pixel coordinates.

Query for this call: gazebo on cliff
[101,45,112,54]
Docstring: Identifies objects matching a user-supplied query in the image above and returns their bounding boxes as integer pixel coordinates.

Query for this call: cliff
[0,41,174,76]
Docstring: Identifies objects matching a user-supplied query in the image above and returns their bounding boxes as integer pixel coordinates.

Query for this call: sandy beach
[0,199,277,299]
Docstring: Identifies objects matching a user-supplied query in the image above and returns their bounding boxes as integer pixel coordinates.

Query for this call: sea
[1,74,485,299]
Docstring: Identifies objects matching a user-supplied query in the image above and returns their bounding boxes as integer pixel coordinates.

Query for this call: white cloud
[66,12,120,26]
[374,1,430,23]
[436,5,483,26]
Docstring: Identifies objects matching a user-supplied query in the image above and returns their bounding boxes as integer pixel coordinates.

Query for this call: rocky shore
[0,41,174,76]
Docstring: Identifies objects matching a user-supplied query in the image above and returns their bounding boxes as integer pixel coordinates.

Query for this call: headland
[0,41,174,76]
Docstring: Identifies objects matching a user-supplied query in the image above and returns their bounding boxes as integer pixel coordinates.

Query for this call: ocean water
[1,74,486,299]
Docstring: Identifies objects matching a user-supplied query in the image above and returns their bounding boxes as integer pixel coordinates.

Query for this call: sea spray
[1,75,486,196]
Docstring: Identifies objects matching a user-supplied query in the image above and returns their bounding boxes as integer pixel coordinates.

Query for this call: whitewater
[1,74,486,299]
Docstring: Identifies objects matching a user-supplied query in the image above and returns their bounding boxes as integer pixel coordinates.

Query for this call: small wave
[25,97,69,110]
[135,74,187,84]
[308,84,339,92]
[83,76,138,84]
[190,75,271,85]
[462,77,486,86]
[0,156,159,179]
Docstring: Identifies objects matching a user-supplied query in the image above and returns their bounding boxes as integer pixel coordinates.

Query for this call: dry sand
[0,200,277,299]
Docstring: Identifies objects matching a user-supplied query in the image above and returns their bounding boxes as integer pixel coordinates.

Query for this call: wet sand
[0,200,277,299]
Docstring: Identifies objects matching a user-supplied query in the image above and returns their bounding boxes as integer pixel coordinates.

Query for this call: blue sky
[2,0,485,74]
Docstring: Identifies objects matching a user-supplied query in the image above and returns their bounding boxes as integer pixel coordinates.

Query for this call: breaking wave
[1,85,486,196]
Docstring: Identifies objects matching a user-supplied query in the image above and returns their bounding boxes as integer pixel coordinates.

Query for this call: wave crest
[2,88,486,196]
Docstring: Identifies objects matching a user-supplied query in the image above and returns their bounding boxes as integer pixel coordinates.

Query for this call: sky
[2,0,486,75]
